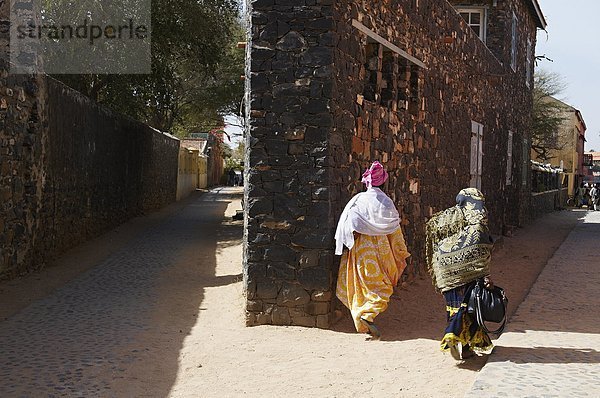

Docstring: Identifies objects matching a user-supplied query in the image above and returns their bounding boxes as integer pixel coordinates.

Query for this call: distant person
[234,169,242,186]
[334,161,410,339]
[590,184,599,211]
[425,188,495,360]
[575,183,584,208]
[228,169,236,186]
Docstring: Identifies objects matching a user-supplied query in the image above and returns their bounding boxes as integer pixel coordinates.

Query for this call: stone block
[299,250,319,268]
[264,139,289,155]
[273,233,291,244]
[264,244,296,262]
[255,312,272,325]
[312,187,329,200]
[267,262,297,280]
[260,219,294,230]
[298,267,331,290]
[277,283,311,307]
[319,251,334,268]
[311,290,332,302]
[305,301,329,315]
[291,231,331,249]
[299,47,333,67]
[272,306,292,325]
[247,300,263,312]
[288,143,304,155]
[316,314,330,329]
[285,126,306,141]
[245,312,257,326]
[276,31,308,52]
[291,315,316,327]
[264,180,284,192]
[256,280,280,300]
[273,194,305,218]
[247,198,273,217]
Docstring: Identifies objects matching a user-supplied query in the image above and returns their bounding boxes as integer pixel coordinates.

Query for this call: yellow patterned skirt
[336,229,410,333]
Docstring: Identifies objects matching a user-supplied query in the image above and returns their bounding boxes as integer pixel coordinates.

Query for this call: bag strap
[475,289,507,336]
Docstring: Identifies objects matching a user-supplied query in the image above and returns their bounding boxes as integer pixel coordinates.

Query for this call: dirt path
[0,190,584,397]
[167,210,582,398]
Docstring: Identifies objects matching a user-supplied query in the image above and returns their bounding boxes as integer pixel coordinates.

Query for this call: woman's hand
[483,276,494,290]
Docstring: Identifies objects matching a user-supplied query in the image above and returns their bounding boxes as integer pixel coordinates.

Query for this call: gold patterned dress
[336,228,410,333]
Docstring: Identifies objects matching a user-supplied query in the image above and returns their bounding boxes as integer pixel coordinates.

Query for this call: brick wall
[245,0,539,327]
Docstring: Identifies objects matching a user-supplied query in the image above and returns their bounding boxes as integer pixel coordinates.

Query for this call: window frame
[457,7,487,43]
[470,120,484,190]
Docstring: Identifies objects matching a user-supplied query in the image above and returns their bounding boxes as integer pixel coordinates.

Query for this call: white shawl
[334,187,400,255]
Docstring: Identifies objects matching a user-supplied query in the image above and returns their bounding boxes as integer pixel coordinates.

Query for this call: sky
[224,114,244,148]
[536,0,600,151]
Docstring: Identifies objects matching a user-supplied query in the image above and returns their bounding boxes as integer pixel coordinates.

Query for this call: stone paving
[0,187,241,398]
[466,210,600,397]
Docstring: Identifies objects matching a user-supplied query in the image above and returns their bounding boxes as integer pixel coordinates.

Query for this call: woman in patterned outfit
[425,188,495,360]
[334,161,411,339]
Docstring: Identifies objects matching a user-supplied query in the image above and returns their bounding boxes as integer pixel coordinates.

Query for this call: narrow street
[467,210,600,397]
[0,188,598,397]
[0,187,245,397]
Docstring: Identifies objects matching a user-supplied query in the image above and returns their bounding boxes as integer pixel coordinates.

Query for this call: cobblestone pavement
[466,210,600,397]
[0,187,242,398]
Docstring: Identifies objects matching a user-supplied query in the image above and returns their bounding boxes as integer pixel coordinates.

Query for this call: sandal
[360,318,381,339]
[461,344,475,359]
[449,344,461,360]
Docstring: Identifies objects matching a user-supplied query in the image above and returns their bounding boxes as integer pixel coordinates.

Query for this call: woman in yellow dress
[334,161,410,339]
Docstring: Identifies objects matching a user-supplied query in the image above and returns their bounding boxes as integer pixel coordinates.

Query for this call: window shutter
[506,131,514,185]
[470,121,484,189]
[470,135,479,176]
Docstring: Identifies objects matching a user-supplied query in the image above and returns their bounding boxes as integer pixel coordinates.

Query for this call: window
[506,131,514,185]
[362,44,421,114]
[525,38,532,87]
[470,121,484,190]
[458,8,487,42]
[353,20,425,114]
[511,12,518,71]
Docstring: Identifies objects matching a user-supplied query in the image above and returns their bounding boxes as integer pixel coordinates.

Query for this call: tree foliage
[531,70,569,161]
[48,0,245,136]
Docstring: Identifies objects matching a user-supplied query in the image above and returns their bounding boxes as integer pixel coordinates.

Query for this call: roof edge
[530,0,547,29]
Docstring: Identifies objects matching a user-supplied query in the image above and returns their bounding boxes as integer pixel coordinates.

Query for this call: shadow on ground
[0,188,243,397]
[331,209,586,347]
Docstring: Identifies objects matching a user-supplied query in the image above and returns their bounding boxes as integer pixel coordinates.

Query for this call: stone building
[243,0,546,327]
[531,97,587,196]
[184,132,226,187]
[583,151,600,185]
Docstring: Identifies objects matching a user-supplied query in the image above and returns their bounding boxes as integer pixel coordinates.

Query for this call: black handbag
[467,278,508,335]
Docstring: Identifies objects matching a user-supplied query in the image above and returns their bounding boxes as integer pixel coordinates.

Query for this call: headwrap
[361,161,389,189]
[425,188,493,292]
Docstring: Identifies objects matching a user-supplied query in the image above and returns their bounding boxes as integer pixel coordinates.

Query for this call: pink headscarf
[361,161,388,189]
